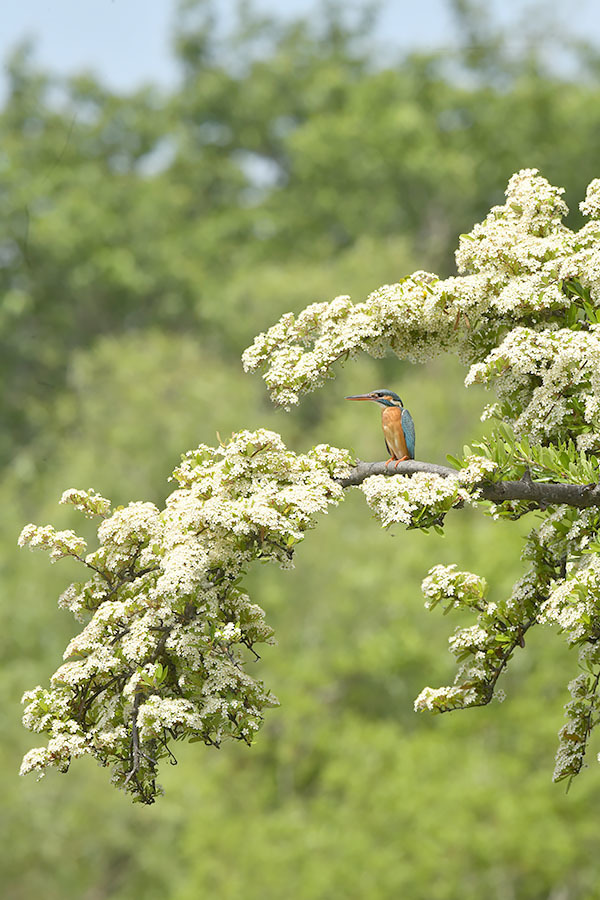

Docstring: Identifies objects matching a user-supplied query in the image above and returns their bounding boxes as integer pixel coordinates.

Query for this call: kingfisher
[345,389,415,464]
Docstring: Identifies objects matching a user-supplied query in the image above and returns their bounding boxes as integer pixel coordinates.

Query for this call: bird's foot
[385,456,410,469]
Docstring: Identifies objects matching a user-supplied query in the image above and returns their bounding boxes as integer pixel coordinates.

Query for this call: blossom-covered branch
[339,459,600,509]
[19,432,351,804]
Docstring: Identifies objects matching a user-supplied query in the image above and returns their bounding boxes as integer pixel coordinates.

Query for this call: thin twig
[78,671,129,722]
[124,693,142,786]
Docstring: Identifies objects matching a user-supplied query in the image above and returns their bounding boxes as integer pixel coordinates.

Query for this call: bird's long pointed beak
[345,393,374,401]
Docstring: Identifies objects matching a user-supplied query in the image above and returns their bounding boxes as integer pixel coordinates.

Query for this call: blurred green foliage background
[4,1,600,896]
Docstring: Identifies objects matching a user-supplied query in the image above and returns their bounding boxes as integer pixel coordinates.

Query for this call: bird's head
[345,389,403,408]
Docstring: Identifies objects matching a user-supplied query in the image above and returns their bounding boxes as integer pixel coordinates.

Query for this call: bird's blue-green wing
[402,408,416,459]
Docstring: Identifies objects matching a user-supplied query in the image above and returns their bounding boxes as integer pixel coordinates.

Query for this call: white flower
[580,178,600,218]
[18,524,87,561]
[60,488,111,517]
[361,472,468,528]
[215,622,242,643]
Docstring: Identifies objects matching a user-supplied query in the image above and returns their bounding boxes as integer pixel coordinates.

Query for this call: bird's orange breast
[381,406,409,459]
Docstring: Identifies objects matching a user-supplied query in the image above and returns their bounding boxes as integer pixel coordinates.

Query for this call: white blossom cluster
[361,472,470,530]
[455,168,570,280]
[421,563,488,611]
[553,644,600,783]
[415,564,519,713]
[580,179,600,219]
[19,430,351,803]
[60,488,112,518]
[243,170,600,415]
[455,454,498,487]
[539,556,600,643]
[466,326,600,447]
[18,524,87,562]
[242,274,458,406]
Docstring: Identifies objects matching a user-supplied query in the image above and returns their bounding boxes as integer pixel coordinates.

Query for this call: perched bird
[346,389,415,464]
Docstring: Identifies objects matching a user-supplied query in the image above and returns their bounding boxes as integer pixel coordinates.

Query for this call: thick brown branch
[338,460,600,509]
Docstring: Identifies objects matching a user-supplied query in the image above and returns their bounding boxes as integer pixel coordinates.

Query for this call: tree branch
[338,460,600,509]
[124,692,142,787]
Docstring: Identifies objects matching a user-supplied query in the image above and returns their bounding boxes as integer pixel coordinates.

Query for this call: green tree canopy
[4,0,600,465]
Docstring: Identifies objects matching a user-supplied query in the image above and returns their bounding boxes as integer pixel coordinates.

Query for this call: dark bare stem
[243,640,261,661]
[110,628,130,645]
[124,693,142,786]
[150,631,170,662]
[79,671,130,722]
[103,565,160,604]
[71,554,111,582]
[480,618,536,705]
